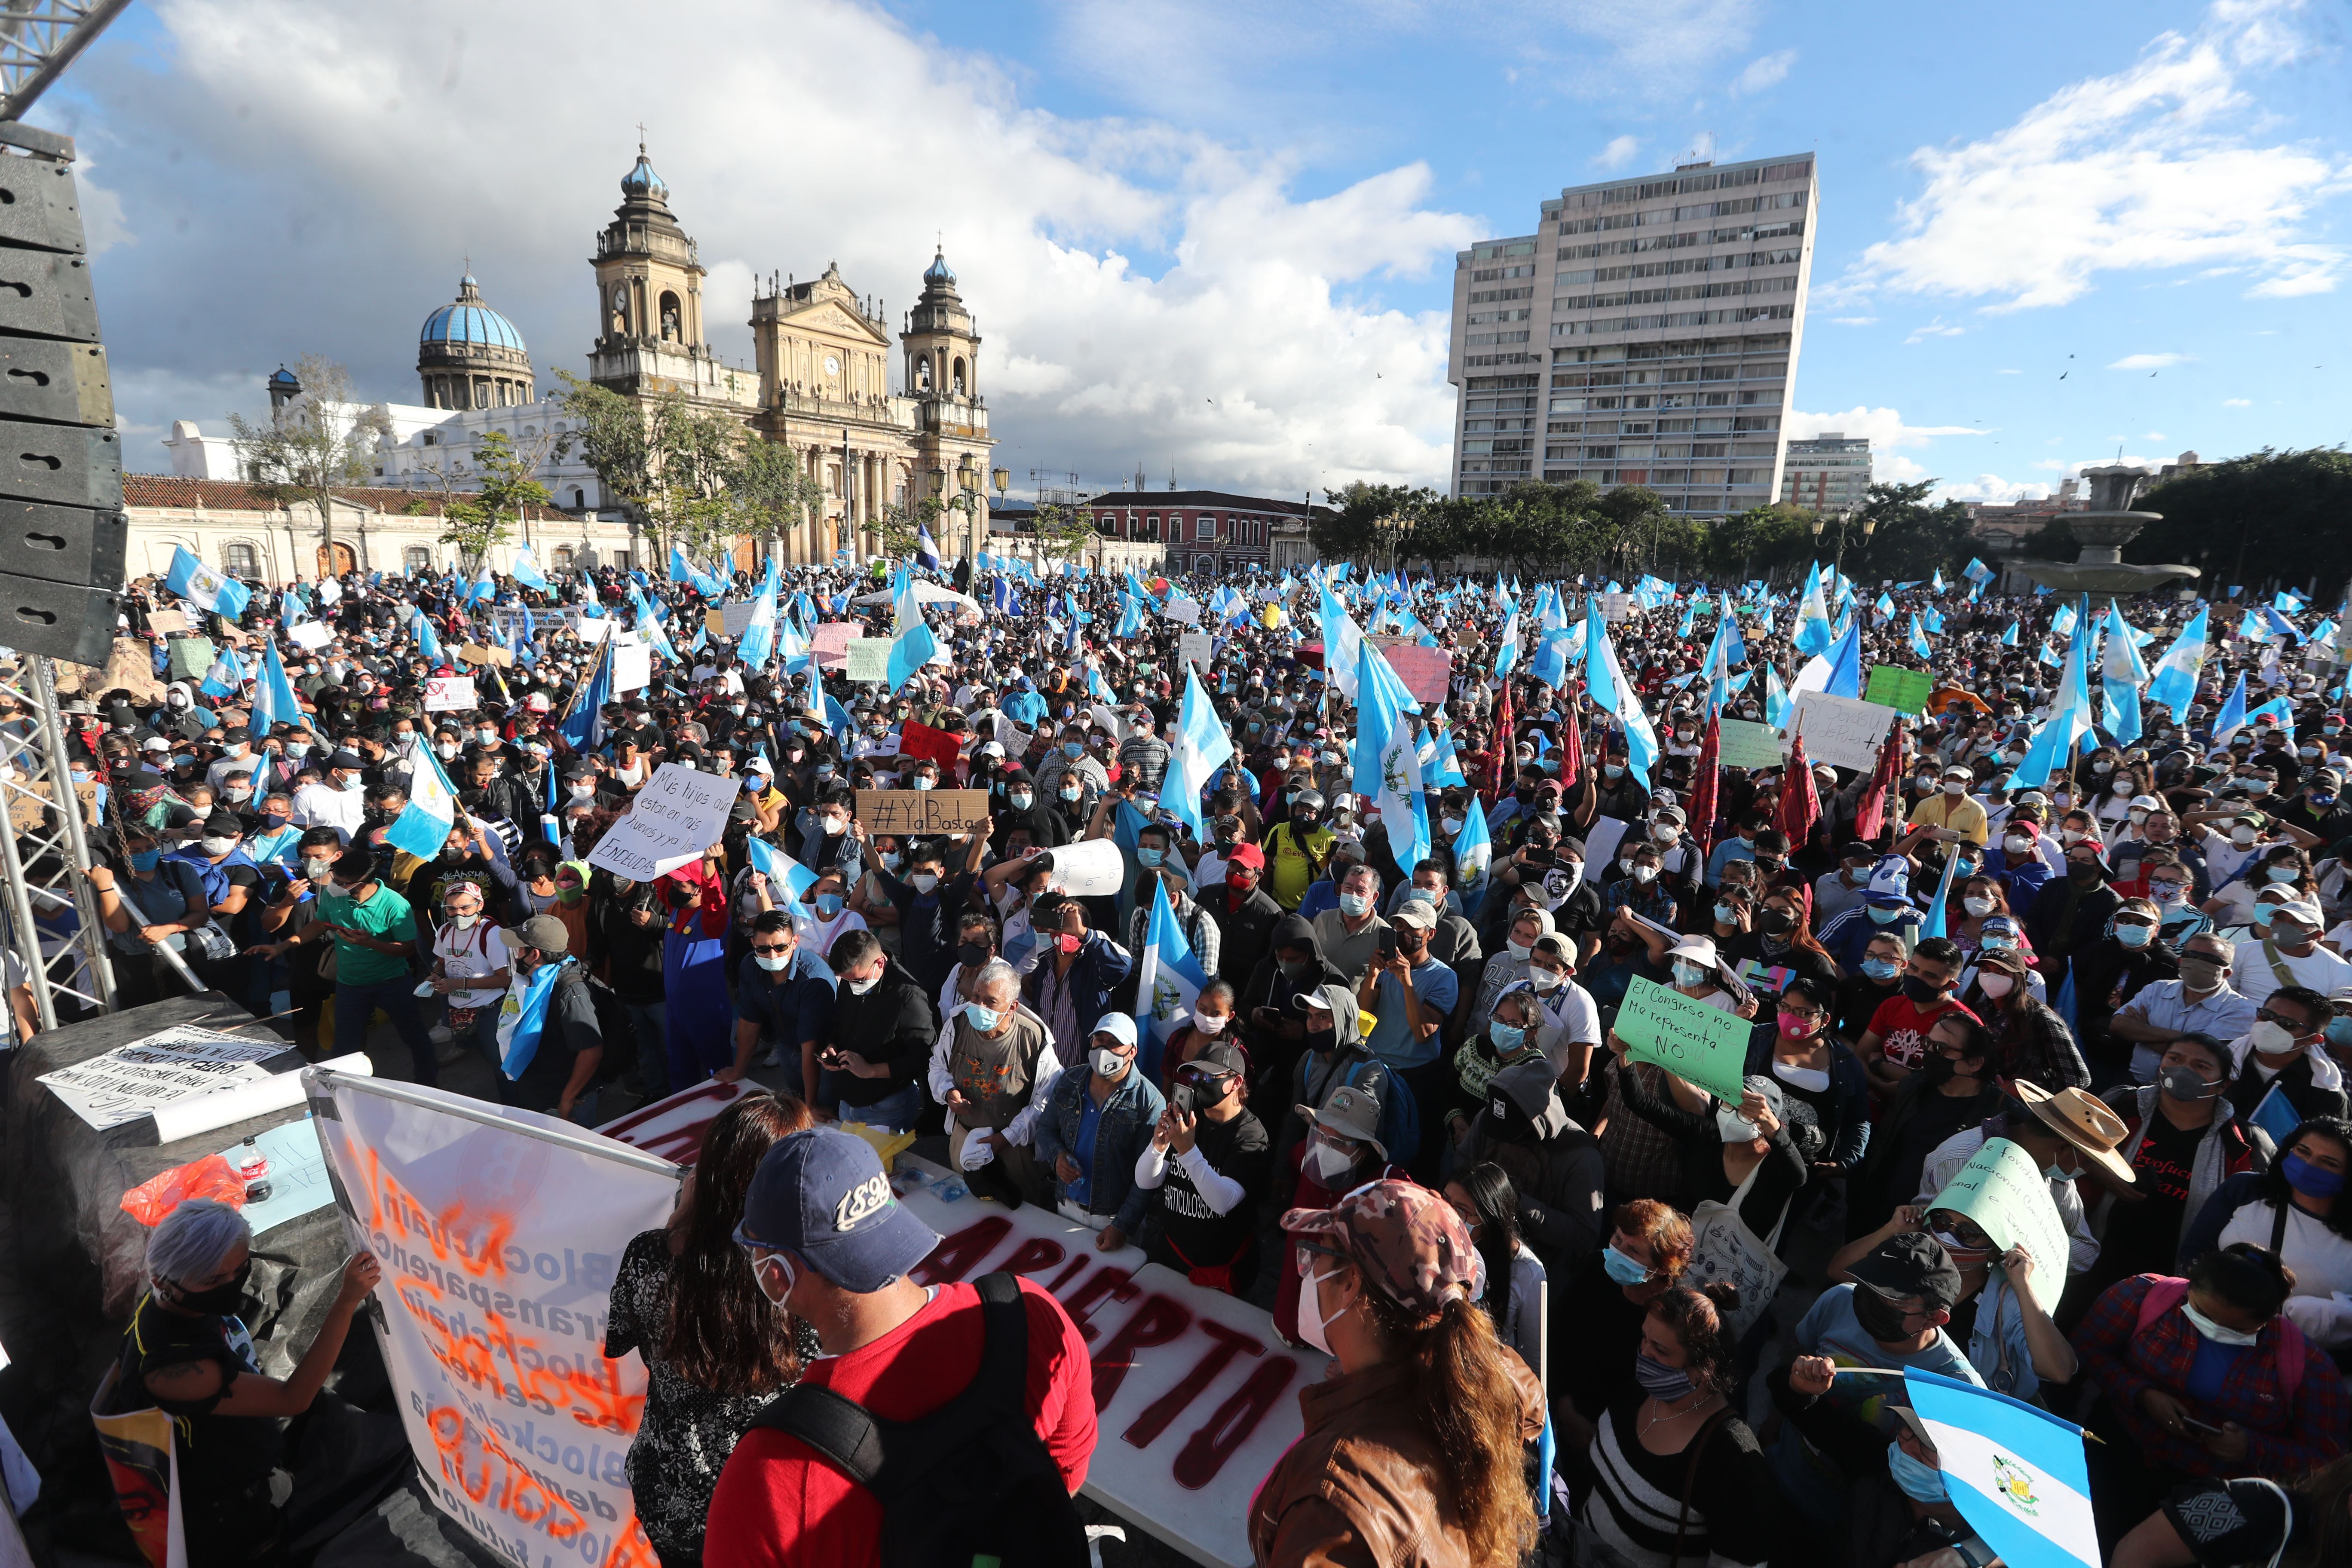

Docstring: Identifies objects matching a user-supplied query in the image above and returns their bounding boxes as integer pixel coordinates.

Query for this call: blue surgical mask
[1137,847,1164,868]
[1338,891,1372,918]
[963,1001,1001,1032]
[1714,903,1737,925]
[1063,742,1084,759]
[128,848,162,872]
[1886,1441,1947,1504]
[2115,924,2153,949]
[1605,764,1626,780]
[1489,1023,1525,1055]
[815,892,844,918]
[1601,1245,1652,1287]
[1862,958,1900,981]
[1868,905,1905,925]
[2283,1152,2347,1199]
[2327,1017,2352,1048]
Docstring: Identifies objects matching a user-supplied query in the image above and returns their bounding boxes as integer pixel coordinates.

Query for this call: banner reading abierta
[307,1070,682,1568]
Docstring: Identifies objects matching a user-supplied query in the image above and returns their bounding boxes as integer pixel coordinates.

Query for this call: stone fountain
[2008,465,2201,595]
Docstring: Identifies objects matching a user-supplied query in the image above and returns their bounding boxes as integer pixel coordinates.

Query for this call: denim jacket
[1032,1065,1166,1234]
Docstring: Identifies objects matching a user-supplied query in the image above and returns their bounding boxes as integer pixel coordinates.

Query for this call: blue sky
[43,0,2352,503]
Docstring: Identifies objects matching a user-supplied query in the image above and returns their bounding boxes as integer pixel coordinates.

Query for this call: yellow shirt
[1906,790,1989,846]
[1264,821,1335,910]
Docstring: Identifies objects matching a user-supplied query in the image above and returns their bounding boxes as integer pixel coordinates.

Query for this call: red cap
[1225,841,1266,871]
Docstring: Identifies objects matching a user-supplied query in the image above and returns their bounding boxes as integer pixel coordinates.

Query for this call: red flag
[1687,710,1721,861]
[1779,721,1819,853]
[1853,717,1905,844]
[1484,680,1516,807]
[1558,680,1586,794]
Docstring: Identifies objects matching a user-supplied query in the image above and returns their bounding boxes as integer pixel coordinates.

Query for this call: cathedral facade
[151,141,996,578]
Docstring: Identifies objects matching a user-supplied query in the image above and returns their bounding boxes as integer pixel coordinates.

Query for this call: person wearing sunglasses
[1133,1040,1271,1295]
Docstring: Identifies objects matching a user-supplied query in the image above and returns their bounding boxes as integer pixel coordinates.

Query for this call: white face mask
[1297,1267,1348,1354]
[1307,1138,1357,1184]
[751,1249,797,1308]
[846,972,880,995]
[2003,836,2032,856]
[2247,1018,2301,1057]
[200,836,238,857]
[1963,896,1996,917]
[1632,864,1658,884]
[447,912,479,930]
[1192,1011,1228,1035]
[1978,972,2015,999]
[1716,1106,1760,1143]
[1529,965,1565,992]
[2180,1300,2262,1348]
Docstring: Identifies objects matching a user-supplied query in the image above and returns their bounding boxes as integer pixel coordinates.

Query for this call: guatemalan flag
[508,546,553,593]
[1904,1369,2098,1568]
[250,642,301,736]
[165,545,252,621]
[385,743,462,862]
[1133,879,1210,1084]
[745,836,818,903]
[1354,638,1432,878]
[1452,795,1494,918]
[496,956,574,1080]
[197,647,245,701]
[1158,665,1233,845]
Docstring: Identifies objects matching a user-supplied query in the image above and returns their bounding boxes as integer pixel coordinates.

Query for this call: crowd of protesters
[82,547,2352,1568]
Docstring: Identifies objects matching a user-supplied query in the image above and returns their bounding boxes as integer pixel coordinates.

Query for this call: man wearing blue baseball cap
[705,1126,1097,1565]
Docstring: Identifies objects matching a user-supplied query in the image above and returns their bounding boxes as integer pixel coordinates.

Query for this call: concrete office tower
[1449,153,1818,515]
[1781,432,1872,512]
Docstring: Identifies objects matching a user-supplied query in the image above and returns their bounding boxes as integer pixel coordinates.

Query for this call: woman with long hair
[1253,1180,1544,1568]
[605,1090,815,1568]
[1442,1160,1547,1372]
[1576,1282,1778,1567]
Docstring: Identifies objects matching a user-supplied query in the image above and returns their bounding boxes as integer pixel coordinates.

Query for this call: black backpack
[746,1271,1090,1568]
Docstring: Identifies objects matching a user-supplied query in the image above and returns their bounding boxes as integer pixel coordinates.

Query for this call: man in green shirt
[254,847,437,1084]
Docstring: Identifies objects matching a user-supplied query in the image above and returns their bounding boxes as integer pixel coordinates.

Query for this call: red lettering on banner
[1060,1266,1139,1342]
[998,1237,1069,1277]
[910,1216,1012,1285]
[1122,1319,1263,1449]
[1047,1256,1090,1292]
[1173,1356,1298,1490]
[1089,1294,1194,1412]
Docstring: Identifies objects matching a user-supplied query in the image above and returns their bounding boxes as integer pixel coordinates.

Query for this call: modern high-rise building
[1779,431,1871,512]
[1448,153,1818,514]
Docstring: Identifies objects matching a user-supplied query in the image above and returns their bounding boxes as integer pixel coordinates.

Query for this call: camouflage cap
[1282,1179,1477,1327]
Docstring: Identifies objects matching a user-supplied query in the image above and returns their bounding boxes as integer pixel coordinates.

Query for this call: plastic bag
[118,1154,246,1226]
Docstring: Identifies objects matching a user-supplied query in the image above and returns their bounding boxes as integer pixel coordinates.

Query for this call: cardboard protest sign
[1612,975,1751,1103]
[891,1158,1317,1568]
[456,642,514,668]
[570,615,613,644]
[855,788,992,836]
[422,675,478,712]
[7,777,100,832]
[1865,664,1934,715]
[1597,592,1633,622]
[1928,1136,2071,1311]
[145,609,188,635]
[586,763,739,878]
[1786,691,1898,772]
[843,637,888,682]
[1715,719,1787,770]
[705,601,761,638]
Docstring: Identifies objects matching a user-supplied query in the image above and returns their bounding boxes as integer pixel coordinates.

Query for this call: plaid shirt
[1601,876,1678,928]
[1995,995,2092,1091]
[2072,1273,2352,1478]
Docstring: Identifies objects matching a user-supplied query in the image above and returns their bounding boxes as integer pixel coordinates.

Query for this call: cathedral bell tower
[588,139,720,395]
[900,248,994,558]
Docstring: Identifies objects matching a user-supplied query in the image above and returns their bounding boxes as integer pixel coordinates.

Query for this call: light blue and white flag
[2098,601,2148,747]
[2145,607,2208,723]
[386,744,462,861]
[413,609,445,667]
[1355,638,1432,877]
[2013,631,2094,787]
[885,606,940,692]
[745,835,818,903]
[1134,878,1211,1083]
[165,545,253,620]
[1160,665,1233,844]
[739,559,781,669]
[1320,581,1365,702]
[251,642,301,736]
[509,547,552,594]
[2210,670,2249,747]
[1904,1369,2098,1568]
[1793,562,1833,657]
[496,956,573,1081]
[1452,796,1494,919]
[1908,614,1935,662]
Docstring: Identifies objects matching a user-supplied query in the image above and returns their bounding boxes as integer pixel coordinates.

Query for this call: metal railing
[0,653,115,1027]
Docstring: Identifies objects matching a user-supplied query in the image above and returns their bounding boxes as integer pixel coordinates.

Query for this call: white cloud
[1834,0,2349,309]
[1730,49,1798,95]
[1787,406,1985,448]
[1831,315,1877,326]
[1937,474,2054,504]
[1997,368,2022,374]
[1904,322,1966,343]
[1592,135,1642,170]
[2145,431,2167,440]
[2109,352,2195,369]
[56,0,1488,493]
[2223,396,2253,405]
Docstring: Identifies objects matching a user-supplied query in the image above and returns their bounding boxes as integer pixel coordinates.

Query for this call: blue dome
[420,275,526,352]
[267,364,300,388]
[925,249,955,285]
[622,151,666,198]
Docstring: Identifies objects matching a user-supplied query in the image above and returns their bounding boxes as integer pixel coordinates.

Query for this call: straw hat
[2015,1082,2136,1185]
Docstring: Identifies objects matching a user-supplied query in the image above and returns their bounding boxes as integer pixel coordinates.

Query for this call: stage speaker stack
[0,122,122,667]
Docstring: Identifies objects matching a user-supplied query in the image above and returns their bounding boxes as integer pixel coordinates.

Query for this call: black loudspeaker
[0,125,122,665]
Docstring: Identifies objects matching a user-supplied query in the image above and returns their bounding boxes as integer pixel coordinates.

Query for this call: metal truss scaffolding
[0,653,115,1027]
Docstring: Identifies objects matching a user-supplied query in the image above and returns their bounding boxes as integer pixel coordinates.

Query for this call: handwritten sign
[811,622,859,671]
[1367,636,1452,704]
[35,1025,285,1131]
[1612,975,1751,1104]
[1178,631,1213,672]
[705,601,762,638]
[167,634,215,681]
[843,637,889,682]
[610,642,652,694]
[1865,664,1934,716]
[8,777,100,832]
[1715,718,1787,770]
[856,788,991,836]
[146,609,188,635]
[585,763,738,878]
[1597,592,1633,623]
[422,675,478,712]
[1928,1136,2071,1311]
[287,619,334,651]
[456,642,513,668]
[1786,690,1898,773]
[892,1159,1317,1568]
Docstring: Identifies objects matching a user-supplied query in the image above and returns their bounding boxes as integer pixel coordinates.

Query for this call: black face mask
[1304,1026,1336,1054]
[1850,1286,1914,1343]
[1900,974,1946,1005]
[1755,909,1794,935]
[168,1257,253,1317]
[956,941,991,968]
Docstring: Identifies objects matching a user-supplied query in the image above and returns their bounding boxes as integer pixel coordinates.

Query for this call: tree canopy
[2134,447,2352,596]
